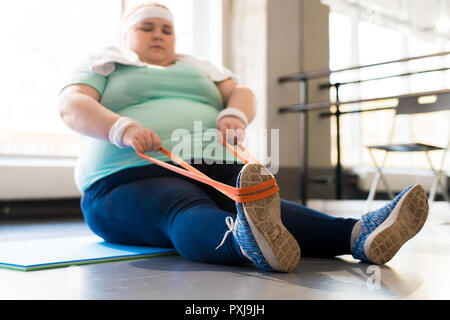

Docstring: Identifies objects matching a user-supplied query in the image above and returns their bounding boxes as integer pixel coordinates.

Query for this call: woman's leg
[193,162,358,259]
[279,200,358,258]
[81,174,248,266]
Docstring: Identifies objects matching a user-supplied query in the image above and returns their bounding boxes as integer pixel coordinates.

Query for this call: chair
[365,91,450,210]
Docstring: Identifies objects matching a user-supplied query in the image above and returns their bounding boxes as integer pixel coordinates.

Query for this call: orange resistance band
[136,137,279,203]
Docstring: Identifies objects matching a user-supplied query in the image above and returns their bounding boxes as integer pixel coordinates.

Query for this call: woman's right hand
[121,124,162,154]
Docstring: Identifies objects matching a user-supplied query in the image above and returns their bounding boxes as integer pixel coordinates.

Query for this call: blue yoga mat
[0,235,178,271]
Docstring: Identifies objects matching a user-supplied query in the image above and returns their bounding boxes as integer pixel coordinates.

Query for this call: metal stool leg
[366,170,381,211]
[426,151,439,205]
[437,146,450,204]
[425,149,450,205]
[366,149,393,211]
[440,179,450,202]
[425,150,450,205]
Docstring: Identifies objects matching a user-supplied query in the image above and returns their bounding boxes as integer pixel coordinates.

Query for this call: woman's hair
[123,2,172,21]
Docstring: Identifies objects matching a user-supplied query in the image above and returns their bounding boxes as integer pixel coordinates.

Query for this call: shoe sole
[364,185,429,265]
[240,164,300,272]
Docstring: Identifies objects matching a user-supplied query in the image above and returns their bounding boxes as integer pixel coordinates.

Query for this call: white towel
[85,45,238,82]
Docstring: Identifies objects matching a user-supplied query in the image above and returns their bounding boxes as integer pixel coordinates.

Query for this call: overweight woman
[58,2,429,273]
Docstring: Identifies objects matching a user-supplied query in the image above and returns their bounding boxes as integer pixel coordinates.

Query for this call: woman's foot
[352,185,429,264]
[229,163,300,272]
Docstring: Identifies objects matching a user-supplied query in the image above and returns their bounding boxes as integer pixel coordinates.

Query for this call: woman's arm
[215,78,257,124]
[215,78,257,144]
[58,84,161,153]
[58,84,120,140]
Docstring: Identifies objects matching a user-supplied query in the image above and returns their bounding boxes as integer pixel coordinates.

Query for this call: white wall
[0,157,80,200]
[223,0,332,170]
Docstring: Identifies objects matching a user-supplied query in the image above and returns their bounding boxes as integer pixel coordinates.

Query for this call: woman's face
[125,18,176,66]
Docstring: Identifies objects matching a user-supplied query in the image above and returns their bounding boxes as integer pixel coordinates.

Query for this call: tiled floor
[0,200,448,300]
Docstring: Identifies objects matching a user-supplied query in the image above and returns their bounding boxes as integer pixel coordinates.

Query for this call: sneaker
[352,185,429,264]
[227,163,300,272]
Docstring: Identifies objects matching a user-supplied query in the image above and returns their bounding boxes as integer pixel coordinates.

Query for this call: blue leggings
[81,161,358,265]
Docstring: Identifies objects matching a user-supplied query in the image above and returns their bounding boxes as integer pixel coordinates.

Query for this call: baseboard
[1,160,447,206]
[0,198,83,220]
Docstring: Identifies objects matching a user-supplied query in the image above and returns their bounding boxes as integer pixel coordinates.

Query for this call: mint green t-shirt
[62,61,243,193]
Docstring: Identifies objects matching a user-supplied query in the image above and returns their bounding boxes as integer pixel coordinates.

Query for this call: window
[0,0,223,159]
[326,1,450,173]
[0,0,122,158]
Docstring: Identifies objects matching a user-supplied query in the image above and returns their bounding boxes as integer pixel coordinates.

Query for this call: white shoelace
[215,216,237,250]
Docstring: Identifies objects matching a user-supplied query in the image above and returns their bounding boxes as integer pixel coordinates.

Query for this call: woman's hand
[216,116,246,145]
[122,124,162,154]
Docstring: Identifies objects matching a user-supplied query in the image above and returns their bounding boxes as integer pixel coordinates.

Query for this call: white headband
[122,6,174,35]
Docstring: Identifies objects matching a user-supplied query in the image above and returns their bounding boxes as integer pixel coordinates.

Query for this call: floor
[0,200,448,300]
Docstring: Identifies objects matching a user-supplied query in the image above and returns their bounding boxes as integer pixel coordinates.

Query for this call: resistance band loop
[136,137,278,203]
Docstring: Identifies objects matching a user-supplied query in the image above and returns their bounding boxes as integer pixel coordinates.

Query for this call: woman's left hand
[216,116,246,145]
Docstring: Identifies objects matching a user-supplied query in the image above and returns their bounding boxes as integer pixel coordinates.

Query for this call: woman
[58,2,429,272]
